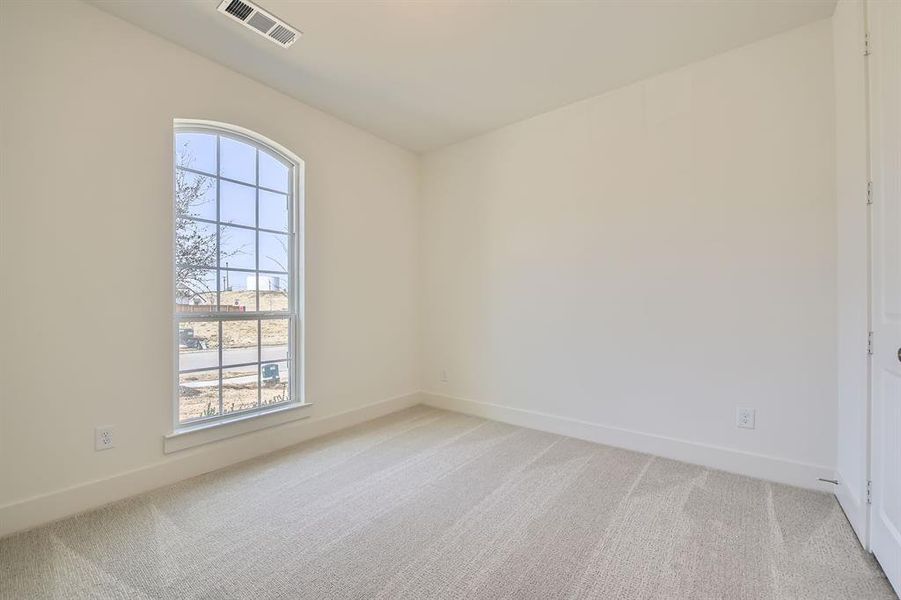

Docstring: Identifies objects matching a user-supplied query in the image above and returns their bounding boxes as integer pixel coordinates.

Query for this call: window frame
[171,119,305,434]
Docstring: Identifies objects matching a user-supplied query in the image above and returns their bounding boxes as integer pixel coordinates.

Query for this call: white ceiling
[90,0,836,152]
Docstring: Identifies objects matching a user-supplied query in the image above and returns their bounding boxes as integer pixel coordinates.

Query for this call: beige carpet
[0,406,894,600]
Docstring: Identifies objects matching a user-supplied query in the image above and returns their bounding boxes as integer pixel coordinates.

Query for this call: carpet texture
[0,406,894,599]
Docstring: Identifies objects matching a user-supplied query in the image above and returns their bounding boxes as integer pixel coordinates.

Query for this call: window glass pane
[222,363,260,415]
[178,321,219,371]
[222,320,259,367]
[177,219,218,269]
[259,151,289,193]
[259,190,289,232]
[258,273,289,311]
[176,268,217,311]
[261,361,290,406]
[179,370,220,423]
[220,180,255,227]
[220,136,256,184]
[221,270,256,311]
[219,224,255,270]
[175,132,216,175]
[175,170,216,221]
[261,318,289,362]
[259,231,289,272]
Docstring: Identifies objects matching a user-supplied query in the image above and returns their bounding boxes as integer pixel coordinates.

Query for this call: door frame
[865,0,901,595]
[833,0,874,550]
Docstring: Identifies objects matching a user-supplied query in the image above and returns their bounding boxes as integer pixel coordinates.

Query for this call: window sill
[164,402,312,454]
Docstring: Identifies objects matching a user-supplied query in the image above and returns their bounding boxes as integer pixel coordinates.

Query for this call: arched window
[173,120,303,428]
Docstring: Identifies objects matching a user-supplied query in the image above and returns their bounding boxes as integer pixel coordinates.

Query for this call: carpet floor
[0,406,894,599]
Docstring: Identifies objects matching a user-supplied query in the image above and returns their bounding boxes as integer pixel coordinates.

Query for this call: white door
[868,0,901,595]
[834,0,871,547]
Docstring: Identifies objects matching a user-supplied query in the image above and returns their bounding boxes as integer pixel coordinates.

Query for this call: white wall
[0,0,420,533]
[420,19,838,488]
[0,0,848,536]
[832,0,871,544]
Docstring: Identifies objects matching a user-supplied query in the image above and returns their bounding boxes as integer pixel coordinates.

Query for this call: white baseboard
[0,392,422,539]
[836,471,869,548]
[422,392,836,492]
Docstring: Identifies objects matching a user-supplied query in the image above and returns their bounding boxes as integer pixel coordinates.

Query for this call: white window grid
[173,123,302,428]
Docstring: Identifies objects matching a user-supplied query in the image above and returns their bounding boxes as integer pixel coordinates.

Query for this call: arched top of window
[175,119,302,168]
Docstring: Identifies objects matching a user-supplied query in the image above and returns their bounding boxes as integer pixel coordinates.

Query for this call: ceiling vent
[217,0,301,48]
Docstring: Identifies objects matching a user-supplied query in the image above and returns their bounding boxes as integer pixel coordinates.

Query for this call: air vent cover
[217,0,301,48]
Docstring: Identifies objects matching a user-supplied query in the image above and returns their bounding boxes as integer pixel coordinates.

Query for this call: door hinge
[864,31,871,56]
[868,331,874,356]
[866,480,873,505]
[867,180,873,205]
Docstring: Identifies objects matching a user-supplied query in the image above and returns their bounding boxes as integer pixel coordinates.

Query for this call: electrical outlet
[95,426,115,451]
[440,369,448,383]
[736,408,756,430]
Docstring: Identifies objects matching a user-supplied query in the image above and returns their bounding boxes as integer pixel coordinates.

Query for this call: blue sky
[176,132,291,276]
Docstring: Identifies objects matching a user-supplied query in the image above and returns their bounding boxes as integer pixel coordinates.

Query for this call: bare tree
[265,234,289,272]
[175,149,217,305]
[175,145,255,306]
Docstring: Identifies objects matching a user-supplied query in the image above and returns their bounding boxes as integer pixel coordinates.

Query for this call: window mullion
[176,312,289,322]
[216,135,223,417]
[255,148,262,408]
[255,148,261,313]
[215,135,221,312]
[218,320,223,417]
[257,319,262,407]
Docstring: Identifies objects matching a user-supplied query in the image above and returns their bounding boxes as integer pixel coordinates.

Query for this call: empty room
[1,0,900,598]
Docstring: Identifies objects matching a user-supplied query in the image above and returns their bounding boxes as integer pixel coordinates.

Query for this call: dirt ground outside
[177,290,291,422]
[179,290,289,349]
[178,376,289,422]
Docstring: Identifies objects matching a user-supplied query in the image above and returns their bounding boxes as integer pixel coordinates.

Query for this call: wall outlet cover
[95,426,115,451]
[736,408,756,430]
